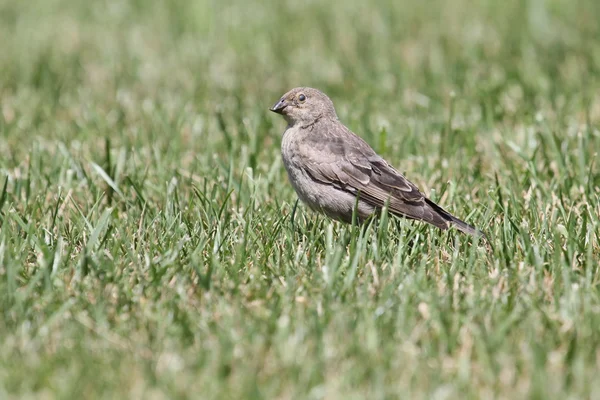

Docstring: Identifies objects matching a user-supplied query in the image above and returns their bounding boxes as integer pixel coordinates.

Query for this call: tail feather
[424,199,487,240]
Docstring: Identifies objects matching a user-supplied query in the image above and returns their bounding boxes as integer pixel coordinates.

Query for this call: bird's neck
[299,114,327,130]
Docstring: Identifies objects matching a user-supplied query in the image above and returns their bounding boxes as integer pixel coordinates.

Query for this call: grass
[1,0,600,398]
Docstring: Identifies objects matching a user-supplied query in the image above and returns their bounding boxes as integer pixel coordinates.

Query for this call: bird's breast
[280,127,315,200]
[280,126,302,166]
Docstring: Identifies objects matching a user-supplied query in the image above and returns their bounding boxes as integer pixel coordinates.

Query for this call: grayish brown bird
[269,87,484,238]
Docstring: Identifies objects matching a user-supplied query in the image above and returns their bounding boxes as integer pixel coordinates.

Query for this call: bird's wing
[298,124,450,226]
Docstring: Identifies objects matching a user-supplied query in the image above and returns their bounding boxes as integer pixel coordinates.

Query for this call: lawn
[1,0,600,398]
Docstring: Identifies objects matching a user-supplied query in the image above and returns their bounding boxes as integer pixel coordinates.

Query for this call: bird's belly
[283,158,375,222]
[281,159,319,207]
[281,127,375,222]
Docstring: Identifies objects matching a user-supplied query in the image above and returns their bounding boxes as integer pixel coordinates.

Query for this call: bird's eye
[298,94,306,102]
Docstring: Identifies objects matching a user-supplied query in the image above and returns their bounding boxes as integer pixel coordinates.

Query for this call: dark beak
[269,98,288,114]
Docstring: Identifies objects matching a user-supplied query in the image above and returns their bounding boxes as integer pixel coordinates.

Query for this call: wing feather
[297,125,451,227]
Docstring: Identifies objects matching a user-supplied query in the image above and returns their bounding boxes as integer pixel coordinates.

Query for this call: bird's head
[269,87,337,126]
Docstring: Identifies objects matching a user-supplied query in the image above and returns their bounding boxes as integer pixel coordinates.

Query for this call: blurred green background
[1,0,600,398]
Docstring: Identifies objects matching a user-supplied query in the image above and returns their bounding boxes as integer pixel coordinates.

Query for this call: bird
[269,87,485,238]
